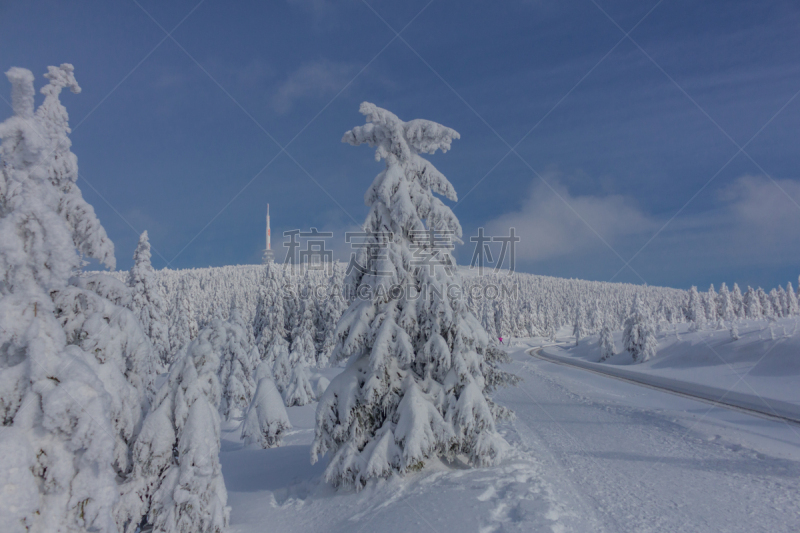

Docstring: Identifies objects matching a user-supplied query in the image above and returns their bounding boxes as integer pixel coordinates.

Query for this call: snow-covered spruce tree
[312,103,516,488]
[167,278,198,359]
[598,324,616,362]
[718,283,735,321]
[787,282,799,316]
[730,320,739,341]
[317,273,348,366]
[0,65,141,533]
[744,286,762,319]
[705,284,718,322]
[731,283,745,318]
[283,364,315,407]
[271,346,294,394]
[686,286,706,332]
[241,376,291,448]
[117,323,230,533]
[623,296,657,363]
[128,230,170,366]
[253,264,290,363]
[572,305,585,346]
[758,288,772,319]
[289,287,318,368]
[202,314,258,421]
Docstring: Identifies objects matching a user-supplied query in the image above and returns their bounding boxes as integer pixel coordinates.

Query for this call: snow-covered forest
[2,66,799,533]
[110,263,800,354]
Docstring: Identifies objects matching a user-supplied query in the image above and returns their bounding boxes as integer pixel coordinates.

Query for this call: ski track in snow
[221,343,800,533]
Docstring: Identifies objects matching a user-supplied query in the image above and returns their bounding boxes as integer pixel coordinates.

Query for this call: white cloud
[483,177,656,262]
[481,174,800,272]
[271,60,353,114]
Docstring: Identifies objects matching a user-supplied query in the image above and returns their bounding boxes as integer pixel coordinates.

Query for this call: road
[494,345,800,532]
[529,346,800,425]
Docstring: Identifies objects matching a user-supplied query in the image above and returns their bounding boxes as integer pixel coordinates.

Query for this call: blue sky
[2,0,799,290]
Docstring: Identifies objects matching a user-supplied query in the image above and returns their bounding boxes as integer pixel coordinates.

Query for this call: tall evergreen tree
[0,65,147,533]
[599,323,616,362]
[312,103,516,488]
[623,296,658,363]
[128,230,170,366]
[167,278,198,359]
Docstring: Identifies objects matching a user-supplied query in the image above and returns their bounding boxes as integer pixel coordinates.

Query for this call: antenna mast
[262,203,274,264]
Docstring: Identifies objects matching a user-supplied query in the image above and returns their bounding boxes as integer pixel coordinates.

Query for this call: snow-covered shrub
[623,297,657,363]
[128,231,170,365]
[312,103,516,488]
[241,377,291,448]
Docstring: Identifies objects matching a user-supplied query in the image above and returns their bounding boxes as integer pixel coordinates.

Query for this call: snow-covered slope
[541,318,800,418]
[220,341,800,533]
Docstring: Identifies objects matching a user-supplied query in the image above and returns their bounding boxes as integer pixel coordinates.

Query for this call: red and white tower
[262,203,274,263]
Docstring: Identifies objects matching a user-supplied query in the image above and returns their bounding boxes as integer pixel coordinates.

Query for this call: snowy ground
[220,332,800,533]
[543,318,800,419]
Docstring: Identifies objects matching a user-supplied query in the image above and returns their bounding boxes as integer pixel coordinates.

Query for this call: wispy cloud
[271,60,353,114]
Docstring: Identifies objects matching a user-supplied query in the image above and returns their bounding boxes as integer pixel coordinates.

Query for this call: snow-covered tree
[718,283,735,321]
[744,286,762,319]
[686,286,706,331]
[787,283,799,316]
[283,364,315,407]
[599,324,616,362]
[167,278,198,359]
[731,283,744,317]
[253,264,288,363]
[317,274,347,366]
[241,377,291,448]
[705,284,718,322]
[289,288,317,368]
[128,230,170,366]
[0,65,142,533]
[572,305,586,346]
[214,313,258,420]
[272,348,294,393]
[117,324,230,533]
[623,297,658,363]
[312,103,515,488]
[730,320,739,341]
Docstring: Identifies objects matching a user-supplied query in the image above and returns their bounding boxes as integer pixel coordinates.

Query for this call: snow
[544,318,800,419]
[217,333,800,532]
